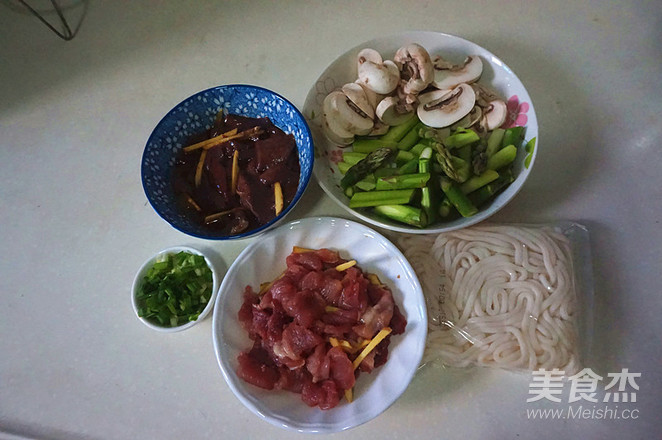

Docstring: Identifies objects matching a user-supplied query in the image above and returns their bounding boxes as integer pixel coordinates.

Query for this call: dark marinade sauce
[172,114,300,236]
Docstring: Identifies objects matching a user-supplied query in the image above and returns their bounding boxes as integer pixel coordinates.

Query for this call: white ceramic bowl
[302,31,539,234]
[212,217,427,433]
[132,246,220,332]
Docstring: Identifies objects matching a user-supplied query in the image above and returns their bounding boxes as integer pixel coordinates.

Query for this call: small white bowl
[212,216,427,432]
[131,246,220,332]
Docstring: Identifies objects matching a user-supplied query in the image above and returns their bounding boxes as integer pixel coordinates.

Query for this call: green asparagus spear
[342,151,367,165]
[337,161,352,175]
[468,169,514,206]
[486,144,517,170]
[438,196,454,218]
[410,143,428,157]
[418,146,433,161]
[501,126,525,148]
[348,189,415,208]
[352,139,398,154]
[398,158,419,175]
[450,156,472,183]
[456,144,474,180]
[457,144,472,163]
[379,114,419,142]
[341,147,394,189]
[431,140,464,182]
[373,205,428,228]
[395,150,415,166]
[419,147,436,223]
[375,173,430,190]
[354,174,376,191]
[396,122,424,151]
[374,165,398,178]
[418,126,451,143]
[460,169,500,194]
[485,128,505,157]
[440,177,478,217]
[443,127,480,149]
[472,143,488,176]
[524,137,536,168]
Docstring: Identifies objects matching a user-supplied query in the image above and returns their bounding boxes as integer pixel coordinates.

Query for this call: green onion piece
[135,251,213,327]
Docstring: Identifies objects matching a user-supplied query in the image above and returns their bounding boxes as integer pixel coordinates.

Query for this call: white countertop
[1,1,660,439]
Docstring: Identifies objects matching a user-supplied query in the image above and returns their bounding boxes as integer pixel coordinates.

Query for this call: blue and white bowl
[142,84,314,240]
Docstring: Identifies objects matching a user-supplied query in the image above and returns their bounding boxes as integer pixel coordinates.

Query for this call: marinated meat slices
[173,113,300,236]
[236,247,407,410]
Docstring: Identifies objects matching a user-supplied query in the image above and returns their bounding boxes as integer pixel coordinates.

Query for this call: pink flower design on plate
[502,95,529,128]
[328,149,343,165]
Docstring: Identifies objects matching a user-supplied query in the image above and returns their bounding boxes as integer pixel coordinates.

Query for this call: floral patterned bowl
[142,85,314,240]
[303,31,538,234]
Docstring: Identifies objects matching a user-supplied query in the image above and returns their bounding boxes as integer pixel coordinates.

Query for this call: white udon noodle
[398,225,580,374]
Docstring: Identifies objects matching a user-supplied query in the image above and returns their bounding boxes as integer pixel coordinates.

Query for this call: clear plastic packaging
[396,222,594,375]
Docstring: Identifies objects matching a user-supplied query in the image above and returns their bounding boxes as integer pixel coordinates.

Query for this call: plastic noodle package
[397,222,593,375]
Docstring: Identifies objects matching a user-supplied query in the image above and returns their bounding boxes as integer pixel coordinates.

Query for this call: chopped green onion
[135,251,213,327]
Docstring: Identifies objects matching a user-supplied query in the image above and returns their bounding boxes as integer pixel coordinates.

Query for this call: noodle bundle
[398,225,580,374]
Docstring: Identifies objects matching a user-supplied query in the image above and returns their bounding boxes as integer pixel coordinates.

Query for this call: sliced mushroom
[367,120,390,136]
[474,117,489,137]
[472,82,501,107]
[322,122,354,145]
[483,99,507,130]
[395,83,418,111]
[341,82,375,120]
[375,96,415,126]
[357,48,382,65]
[416,84,476,128]
[432,55,483,90]
[354,79,381,111]
[357,48,400,95]
[322,91,355,145]
[394,43,434,95]
[451,105,483,130]
[325,89,374,136]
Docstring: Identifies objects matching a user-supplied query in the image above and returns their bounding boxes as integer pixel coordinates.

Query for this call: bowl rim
[211,216,427,432]
[141,83,315,241]
[305,31,538,234]
[131,245,220,332]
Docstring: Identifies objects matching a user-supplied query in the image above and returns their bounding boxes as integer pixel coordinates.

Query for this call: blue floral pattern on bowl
[141,84,314,240]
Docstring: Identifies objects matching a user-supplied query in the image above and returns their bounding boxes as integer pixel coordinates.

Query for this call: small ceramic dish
[132,246,220,332]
